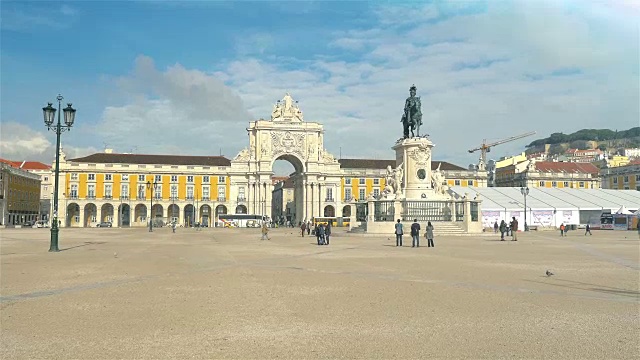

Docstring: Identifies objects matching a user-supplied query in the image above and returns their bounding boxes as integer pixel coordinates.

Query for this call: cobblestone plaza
[1,228,638,359]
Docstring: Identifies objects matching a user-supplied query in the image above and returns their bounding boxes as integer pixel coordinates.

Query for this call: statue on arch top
[401,84,423,139]
[271,92,304,122]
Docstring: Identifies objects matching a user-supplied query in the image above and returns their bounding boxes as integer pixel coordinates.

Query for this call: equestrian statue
[401,84,423,139]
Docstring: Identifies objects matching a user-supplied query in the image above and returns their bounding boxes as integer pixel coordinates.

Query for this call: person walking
[585,223,592,236]
[511,217,519,241]
[426,221,435,247]
[306,221,311,235]
[300,222,306,237]
[560,223,566,237]
[411,218,421,248]
[394,219,404,247]
[493,221,498,233]
[172,221,176,233]
[325,222,332,245]
[499,220,507,241]
[261,222,270,240]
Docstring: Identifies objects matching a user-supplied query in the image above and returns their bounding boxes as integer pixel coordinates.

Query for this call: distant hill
[525,127,640,155]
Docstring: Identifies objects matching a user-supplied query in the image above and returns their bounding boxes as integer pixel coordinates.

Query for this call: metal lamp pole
[521,186,529,231]
[43,95,76,252]
[147,180,158,232]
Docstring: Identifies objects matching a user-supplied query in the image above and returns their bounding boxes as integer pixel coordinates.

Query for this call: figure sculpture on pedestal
[382,163,404,199]
[393,163,403,197]
[431,162,445,195]
[401,84,423,139]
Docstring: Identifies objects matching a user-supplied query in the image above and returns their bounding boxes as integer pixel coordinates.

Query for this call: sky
[1,0,639,175]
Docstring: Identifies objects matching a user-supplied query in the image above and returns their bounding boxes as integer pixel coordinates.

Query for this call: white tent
[615,206,634,215]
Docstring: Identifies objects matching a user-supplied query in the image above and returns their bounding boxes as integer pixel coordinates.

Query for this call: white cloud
[99,56,252,156]
[4,1,636,169]
[0,121,96,163]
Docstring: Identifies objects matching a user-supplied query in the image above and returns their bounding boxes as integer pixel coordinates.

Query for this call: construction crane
[468,131,536,170]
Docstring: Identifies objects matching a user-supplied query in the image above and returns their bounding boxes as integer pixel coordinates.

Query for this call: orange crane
[468,131,537,169]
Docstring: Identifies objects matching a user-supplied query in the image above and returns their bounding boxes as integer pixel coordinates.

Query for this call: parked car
[34,220,49,228]
[96,222,112,227]
[23,220,35,227]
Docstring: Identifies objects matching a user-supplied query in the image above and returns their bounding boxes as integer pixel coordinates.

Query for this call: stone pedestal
[393,137,447,200]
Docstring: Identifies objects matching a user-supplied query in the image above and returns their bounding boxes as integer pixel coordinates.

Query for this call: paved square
[1,227,638,359]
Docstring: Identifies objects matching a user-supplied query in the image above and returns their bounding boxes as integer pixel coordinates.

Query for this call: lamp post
[146,180,158,232]
[43,95,76,252]
[520,186,529,231]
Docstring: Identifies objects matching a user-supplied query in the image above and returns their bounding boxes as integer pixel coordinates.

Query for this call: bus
[217,214,268,228]
[312,217,350,227]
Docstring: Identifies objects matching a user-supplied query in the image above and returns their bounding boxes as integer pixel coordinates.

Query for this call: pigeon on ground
[546,270,554,276]
[114,252,118,258]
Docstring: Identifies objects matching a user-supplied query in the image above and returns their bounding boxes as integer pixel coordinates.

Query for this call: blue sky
[1,0,638,174]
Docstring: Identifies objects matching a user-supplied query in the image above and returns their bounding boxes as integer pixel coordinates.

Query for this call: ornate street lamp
[146,180,158,232]
[43,95,76,252]
[520,186,529,231]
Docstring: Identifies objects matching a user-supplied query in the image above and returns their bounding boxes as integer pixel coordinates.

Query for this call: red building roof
[0,158,50,170]
[534,161,599,175]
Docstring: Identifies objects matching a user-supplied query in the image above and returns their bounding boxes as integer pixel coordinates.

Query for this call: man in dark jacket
[511,217,519,241]
[411,219,421,247]
[394,219,403,246]
[325,222,332,245]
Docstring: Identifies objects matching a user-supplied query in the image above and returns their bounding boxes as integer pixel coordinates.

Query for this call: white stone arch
[228,92,343,223]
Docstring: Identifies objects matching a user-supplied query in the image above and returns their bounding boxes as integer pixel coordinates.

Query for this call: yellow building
[495,152,528,169]
[600,162,640,190]
[0,160,42,226]
[57,150,232,227]
[607,155,630,168]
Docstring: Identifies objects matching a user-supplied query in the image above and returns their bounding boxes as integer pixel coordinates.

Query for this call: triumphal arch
[227,93,344,223]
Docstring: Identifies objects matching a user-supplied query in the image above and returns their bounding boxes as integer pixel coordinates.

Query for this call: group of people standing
[297,220,332,245]
[494,217,519,241]
[394,219,434,248]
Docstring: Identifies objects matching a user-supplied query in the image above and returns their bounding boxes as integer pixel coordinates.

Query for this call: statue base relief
[393,137,451,201]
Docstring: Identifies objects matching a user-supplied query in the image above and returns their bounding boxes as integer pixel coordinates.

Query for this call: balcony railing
[104,195,113,200]
[325,197,335,202]
[218,197,226,202]
[154,195,162,200]
[69,195,78,200]
[237,196,246,202]
[138,196,146,200]
[87,195,96,200]
[186,196,194,200]
[170,196,178,201]
[120,195,129,200]
[344,196,353,202]
[202,196,210,201]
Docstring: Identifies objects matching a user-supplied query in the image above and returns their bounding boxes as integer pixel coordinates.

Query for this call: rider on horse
[401,84,423,139]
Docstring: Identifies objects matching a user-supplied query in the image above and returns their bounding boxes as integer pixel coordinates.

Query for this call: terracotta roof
[338,158,465,171]
[0,159,50,170]
[271,176,288,185]
[68,153,231,166]
[21,161,50,170]
[534,161,599,175]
